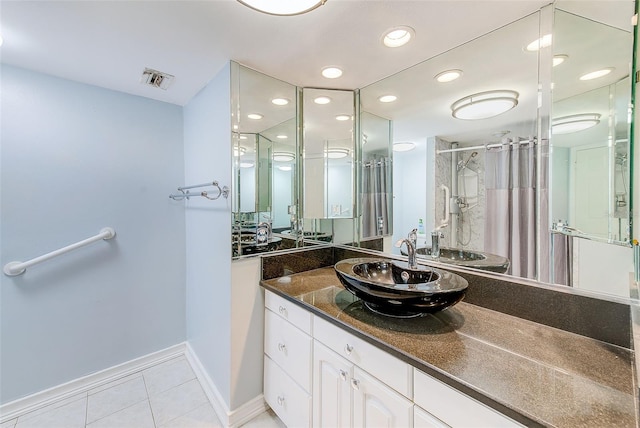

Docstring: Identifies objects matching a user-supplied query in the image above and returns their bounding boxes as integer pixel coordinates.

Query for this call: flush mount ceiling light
[234,147,246,157]
[325,148,350,159]
[276,134,288,139]
[378,95,397,103]
[553,54,568,67]
[579,68,614,81]
[273,152,296,162]
[322,67,343,79]
[451,90,519,120]
[278,166,293,171]
[271,97,290,106]
[247,113,263,120]
[382,26,415,48]
[525,34,552,51]
[335,115,351,121]
[435,69,463,83]
[551,114,601,134]
[314,96,332,105]
[237,0,327,16]
[392,142,416,152]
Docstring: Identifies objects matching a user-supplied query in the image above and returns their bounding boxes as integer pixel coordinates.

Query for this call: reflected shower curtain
[362,158,391,238]
[484,143,536,278]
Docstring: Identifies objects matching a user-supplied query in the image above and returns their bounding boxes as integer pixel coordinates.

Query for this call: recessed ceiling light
[552,114,601,134]
[325,148,350,159]
[335,115,351,121]
[271,97,290,106]
[322,67,343,79]
[382,26,415,48]
[236,0,326,16]
[525,34,552,51]
[276,135,288,139]
[393,142,416,152]
[278,166,293,171]
[553,54,568,67]
[451,90,519,120]
[247,113,263,120]
[273,152,296,162]
[378,95,397,103]
[314,96,332,105]
[579,68,614,81]
[435,69,463,83]
[240,162,254,168]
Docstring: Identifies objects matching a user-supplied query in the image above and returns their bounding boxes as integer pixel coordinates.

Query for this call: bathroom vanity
[260,256,637,427]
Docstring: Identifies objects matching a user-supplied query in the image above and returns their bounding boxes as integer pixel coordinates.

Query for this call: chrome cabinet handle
[351,378,360,390]
[344,344,353,355]
[340,369,348,381]
[277,395,285,406]
[278,342,286,352]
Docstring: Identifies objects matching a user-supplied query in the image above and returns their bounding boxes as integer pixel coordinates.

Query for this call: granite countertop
[262,267,637,428]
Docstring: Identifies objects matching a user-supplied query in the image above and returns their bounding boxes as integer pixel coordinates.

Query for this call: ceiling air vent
[141,68,174,90]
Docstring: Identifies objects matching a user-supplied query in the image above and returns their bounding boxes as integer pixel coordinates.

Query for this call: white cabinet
[414,406,450,428]
[265,356,312,428]
[313,341,352,428]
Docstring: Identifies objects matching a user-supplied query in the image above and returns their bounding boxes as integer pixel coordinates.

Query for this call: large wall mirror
[358,2,636,299]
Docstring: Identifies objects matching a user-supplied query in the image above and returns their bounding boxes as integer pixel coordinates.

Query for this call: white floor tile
[143,357,195,397]
[149,379,209,426]
[86,376,148,423]
[158,403,222,428]
[0,419,17,428]
[15,396,86,428]
[240,409,286,428]
[86,400,155,428]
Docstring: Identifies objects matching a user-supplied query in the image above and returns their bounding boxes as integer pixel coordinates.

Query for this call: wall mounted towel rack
[4,227,116,276]
[169,181,229,201]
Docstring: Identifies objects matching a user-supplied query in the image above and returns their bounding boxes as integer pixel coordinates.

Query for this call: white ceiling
[1,0,555,106]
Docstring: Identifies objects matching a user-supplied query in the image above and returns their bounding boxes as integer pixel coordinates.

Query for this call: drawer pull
[344,344,353,355]
[351,378,360,390]
[340,369,348,381]
[278,305,287,316]
[278,342,287,353]
[277,395,285,406]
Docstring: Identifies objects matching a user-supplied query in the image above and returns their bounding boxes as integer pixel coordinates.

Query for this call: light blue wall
[0,65,186,403]
[183,63,233,408]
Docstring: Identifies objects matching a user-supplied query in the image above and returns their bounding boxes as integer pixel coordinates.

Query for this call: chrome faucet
[431,230,444,258]
[395,237,417,270]
[256,221,272,244]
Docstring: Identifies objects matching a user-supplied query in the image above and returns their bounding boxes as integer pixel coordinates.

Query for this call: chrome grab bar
[169,180,229,201]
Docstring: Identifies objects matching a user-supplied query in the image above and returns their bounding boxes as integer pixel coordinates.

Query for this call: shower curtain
[362,157,391,238]
[484,143,536,279]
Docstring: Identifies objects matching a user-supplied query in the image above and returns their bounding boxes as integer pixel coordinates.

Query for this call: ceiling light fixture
[525,34,552,51]
[278,166,293,171]
[236,0,327,16]
[322,67,343,79]
[553,54,568,67]
[551,114,601,134]
[240,162,254,168]
[325,148,350,159]
[435,69,463,83]
[378,95,397,103]
[276,135,288,139]
[234,147,247,157]
[313,96,332,105]
[451,90,519,120]
[273,152,296,162]
[247,113,263,120]
[335,115,351,121]
[392,142,416,152]
[382,26,415,48]
[271,97,290,106]
[579,68,614,81]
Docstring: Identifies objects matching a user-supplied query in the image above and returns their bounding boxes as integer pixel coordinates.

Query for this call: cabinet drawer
[265,290,312,335]
[414,369,522,427]
[313,315,412,398]
[265,308,313,392]
[265,355,311,428]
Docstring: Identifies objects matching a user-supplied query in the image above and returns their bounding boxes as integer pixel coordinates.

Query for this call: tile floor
[1,356,285,428]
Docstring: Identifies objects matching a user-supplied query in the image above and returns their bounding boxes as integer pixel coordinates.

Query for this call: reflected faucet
[431,230,444,258]
[396,236,417,269]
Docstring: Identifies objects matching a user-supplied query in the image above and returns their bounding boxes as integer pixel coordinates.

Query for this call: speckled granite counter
[261,266,637,428]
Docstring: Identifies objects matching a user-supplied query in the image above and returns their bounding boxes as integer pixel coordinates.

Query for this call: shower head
[458,151,478,170]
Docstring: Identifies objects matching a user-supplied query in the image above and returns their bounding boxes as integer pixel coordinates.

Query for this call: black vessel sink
[334,258,468,317]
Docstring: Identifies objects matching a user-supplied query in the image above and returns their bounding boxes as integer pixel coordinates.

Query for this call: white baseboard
[0,343,186,423]
[185,343,267,428]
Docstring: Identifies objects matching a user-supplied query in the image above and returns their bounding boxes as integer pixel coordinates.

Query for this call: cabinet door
[352,367,413,428]
[414,406,450,428]
[313,341,352,428]
[264,356,311,428]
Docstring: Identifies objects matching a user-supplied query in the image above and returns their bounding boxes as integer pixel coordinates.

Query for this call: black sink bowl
[334,258,468,317]
[232,232,282,257]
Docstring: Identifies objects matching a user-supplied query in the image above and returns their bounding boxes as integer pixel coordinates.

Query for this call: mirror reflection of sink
[232,231,282,257]
[401,247,510,274]
[280,230,333,242]
[334,258,468,317]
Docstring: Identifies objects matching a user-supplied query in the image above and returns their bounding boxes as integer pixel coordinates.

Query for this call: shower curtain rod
[436,138,535,155]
